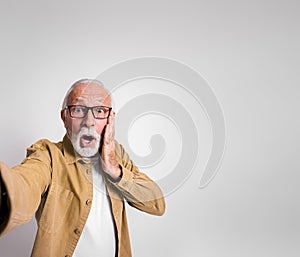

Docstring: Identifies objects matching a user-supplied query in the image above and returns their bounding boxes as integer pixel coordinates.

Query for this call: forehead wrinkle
[71,97,109,106]
[69,96,111,106]
[67,85,111,106]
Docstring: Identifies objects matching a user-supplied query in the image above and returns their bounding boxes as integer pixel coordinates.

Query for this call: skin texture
[60,81,121,180]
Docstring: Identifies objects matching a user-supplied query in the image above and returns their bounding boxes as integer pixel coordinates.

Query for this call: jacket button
[86,199,92,206]
[65,255,71,257]
[74,228,81,235]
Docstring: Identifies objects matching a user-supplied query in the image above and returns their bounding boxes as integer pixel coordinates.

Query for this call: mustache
[77,127,101,141]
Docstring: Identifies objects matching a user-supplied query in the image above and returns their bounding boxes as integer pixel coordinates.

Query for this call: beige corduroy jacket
[0,135,165,257]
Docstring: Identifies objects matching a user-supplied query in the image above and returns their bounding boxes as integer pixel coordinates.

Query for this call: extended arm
[0,141,52,236]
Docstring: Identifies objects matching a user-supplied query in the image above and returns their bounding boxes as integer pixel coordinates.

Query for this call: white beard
[70,127,101,158]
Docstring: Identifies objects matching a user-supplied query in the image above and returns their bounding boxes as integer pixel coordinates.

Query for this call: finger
[102,112,115,147]
[104,123,114,144]
[108,111,115,125]
[103,124,111,144]
[108,111,115,138]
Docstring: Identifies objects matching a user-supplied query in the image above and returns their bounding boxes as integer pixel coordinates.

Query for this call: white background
[0,0,299,256]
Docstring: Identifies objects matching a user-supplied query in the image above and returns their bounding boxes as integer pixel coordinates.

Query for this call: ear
[61,109,66,128]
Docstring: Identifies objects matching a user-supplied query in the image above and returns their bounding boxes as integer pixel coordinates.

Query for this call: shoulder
[26,139,63,157]
[114,140,133,166]
[114,140,122,154]
[114,140,128,158]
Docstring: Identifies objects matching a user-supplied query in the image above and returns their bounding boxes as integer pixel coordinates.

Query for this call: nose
[83,109,95,127]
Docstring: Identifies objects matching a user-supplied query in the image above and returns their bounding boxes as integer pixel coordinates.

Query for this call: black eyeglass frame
[65,105,112,119]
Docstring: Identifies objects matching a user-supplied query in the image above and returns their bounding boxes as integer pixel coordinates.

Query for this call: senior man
[0,79,165,257]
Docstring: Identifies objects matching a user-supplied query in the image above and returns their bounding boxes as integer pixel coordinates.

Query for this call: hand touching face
[100,111,122,180]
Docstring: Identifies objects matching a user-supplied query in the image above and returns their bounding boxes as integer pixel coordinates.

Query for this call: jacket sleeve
[0,140,52,236]
[0,176,9,232]
[107,141,166,216]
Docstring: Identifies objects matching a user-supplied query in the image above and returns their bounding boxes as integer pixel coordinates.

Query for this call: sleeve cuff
[108,165,135,188]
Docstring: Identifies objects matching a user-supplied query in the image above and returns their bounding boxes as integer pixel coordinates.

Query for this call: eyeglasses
[65,105,112,119]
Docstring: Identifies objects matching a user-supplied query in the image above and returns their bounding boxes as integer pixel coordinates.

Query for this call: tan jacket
[0,135,165,257]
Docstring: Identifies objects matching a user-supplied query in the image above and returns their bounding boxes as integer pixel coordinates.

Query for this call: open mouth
[80,134,96,147]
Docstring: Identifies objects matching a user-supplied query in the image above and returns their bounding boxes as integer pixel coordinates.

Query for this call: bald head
[62,79,111,109]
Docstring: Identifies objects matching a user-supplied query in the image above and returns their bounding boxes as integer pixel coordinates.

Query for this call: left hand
[100,111,121,180]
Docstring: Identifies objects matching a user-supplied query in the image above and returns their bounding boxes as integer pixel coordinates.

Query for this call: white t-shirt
[73,157,116,257]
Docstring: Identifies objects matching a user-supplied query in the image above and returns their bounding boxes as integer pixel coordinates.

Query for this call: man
[0,79,165,257]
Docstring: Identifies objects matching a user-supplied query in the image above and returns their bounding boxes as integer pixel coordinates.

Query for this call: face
[61,82,111,158]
